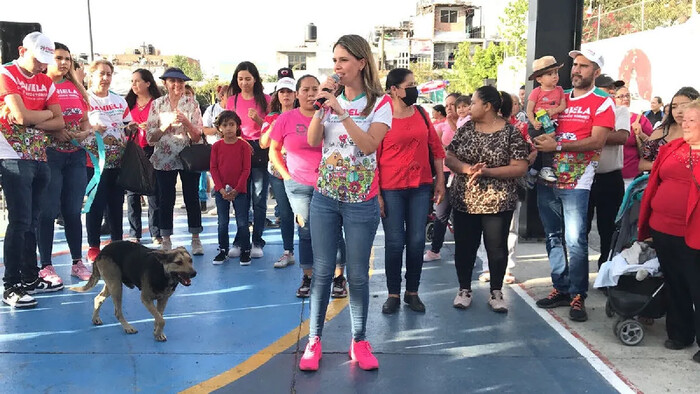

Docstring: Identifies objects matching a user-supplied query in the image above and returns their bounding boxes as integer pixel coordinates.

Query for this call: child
[455,94,471,128]
[526,56,567,183]
[210,110,253,265]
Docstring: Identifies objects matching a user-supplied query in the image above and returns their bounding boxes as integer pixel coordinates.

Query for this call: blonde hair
[333,34,384,117]
[87,60,114,89]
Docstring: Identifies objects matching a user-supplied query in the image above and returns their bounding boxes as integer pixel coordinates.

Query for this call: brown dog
[70,241,196,341]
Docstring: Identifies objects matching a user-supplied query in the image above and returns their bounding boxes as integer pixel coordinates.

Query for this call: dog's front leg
[141,294,166,342]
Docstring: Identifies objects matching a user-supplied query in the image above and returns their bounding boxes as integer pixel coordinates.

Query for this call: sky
[3,0,415,77]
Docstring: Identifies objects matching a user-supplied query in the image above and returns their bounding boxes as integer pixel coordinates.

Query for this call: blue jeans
[38,149,87,264]
[269,175,294,252]
[309,191,379,342]
[285,179,346,270]
[199,172,208,202]
[381,184,432,294]
[247,167,269,248]
[1,159,49,286]
[215,191,249,251]
[536,184,590,297]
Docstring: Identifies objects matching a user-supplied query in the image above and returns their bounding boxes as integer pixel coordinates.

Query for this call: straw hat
[528,56,564,81]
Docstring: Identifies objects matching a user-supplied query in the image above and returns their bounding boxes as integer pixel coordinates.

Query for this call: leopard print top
[447,121,529,214]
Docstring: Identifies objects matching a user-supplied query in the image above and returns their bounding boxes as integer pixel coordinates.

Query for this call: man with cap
[533,48,616,322]
[586,74,630,269]
[0,32,67,308]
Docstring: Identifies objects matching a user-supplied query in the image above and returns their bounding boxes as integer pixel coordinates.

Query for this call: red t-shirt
[552,87,615,190]
[377,108,445,190]
[210,138,252,194]
[51,79,87,152]
[130,99,153,148]
[0,61,59,161]
[649,150,700,237]
[528,86,565,120]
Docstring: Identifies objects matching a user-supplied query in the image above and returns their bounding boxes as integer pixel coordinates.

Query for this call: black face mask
[401,86,419,106]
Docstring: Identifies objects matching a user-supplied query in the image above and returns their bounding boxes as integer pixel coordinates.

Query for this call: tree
[498,0,528,59]
[170,55,203,81]
[450,42,504,94]
[409,61,437,85]
[193,77,226,107]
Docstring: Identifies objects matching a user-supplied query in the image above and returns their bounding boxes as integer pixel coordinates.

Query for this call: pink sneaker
[423,250,441,262]
[38,265,63,285]
[71,260,92,281]
[299,336,322,371]
[349,339,379,370]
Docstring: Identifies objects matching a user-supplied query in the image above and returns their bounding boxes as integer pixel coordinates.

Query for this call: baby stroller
[425,177,453,243]
[603,175,666,346]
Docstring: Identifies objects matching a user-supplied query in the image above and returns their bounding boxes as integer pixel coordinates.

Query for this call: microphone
[313,74,340,110]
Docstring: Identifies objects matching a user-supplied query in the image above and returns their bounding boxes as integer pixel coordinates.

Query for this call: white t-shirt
[85,91,132,168]
[597,105,630,174]
[317,92,392,203]
[202,102,225,144]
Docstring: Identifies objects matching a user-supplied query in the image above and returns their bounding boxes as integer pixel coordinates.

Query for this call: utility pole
[87,0,94,60]
[379,26,385,71]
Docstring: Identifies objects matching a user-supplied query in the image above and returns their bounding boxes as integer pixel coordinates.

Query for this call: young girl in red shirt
[210,110,253,265]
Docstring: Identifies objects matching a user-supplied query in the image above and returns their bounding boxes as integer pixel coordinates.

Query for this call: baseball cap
[277,67,294,80]
[569,48,604,68]
[22,32,55,65]
[594,74,625,89]
[276,77,296,92]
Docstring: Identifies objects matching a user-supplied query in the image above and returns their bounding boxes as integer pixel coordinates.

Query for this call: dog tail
[69,262,101,292]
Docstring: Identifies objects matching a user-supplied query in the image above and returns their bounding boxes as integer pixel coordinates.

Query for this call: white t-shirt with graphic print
[317,92,392,203]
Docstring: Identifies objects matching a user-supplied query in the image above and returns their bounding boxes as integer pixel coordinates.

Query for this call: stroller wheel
[617,319,644,346]
[425,222,434,243]
[605,300,614,318]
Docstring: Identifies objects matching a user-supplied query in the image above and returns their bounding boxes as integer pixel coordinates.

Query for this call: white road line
[511,285,635,394]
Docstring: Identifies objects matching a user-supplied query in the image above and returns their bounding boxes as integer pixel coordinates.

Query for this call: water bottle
[225,185,233,193]
[535,109,556,134]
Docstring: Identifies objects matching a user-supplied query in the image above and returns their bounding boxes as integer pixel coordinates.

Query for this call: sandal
[478,271,490,282]
[504,272,516,285]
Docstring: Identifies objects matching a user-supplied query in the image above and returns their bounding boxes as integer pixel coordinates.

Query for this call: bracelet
[337,111,350,122]
[556,141,563,152]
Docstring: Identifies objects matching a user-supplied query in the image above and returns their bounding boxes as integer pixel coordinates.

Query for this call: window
[288,54,307,70]
[440,9,458,24]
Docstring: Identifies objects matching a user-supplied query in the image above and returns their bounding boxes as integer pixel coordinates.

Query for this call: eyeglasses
[615,94,631,99]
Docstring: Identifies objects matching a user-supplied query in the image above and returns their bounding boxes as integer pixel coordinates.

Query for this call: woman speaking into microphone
[300,34,392,372]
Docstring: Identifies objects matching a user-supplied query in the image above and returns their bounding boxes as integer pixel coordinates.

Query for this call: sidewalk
[511,240,700,393]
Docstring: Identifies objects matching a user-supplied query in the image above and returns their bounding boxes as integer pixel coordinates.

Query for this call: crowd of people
[1,31,698,371]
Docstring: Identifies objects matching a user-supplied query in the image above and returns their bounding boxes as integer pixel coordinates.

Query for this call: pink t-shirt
[51,79,87,152]
[225,93,271,141]
[529,86,566,120]
[129,99,153,148]
[435,120,456,172]
[271,108,321,186]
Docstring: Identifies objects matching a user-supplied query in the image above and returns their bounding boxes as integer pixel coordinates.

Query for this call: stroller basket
[608,275,666,319]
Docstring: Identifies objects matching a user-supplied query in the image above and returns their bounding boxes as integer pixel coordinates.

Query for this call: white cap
[569,48,603,68]
[275,77,296,92]
[22,32,55,65]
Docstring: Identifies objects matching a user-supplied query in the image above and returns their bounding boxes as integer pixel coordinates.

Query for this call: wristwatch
[556,141,563,152]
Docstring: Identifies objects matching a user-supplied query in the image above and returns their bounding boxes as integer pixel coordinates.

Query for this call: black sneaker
[404,293,426,313]
[536,288,572,309]
[296,275,311,298]
[212,249,227,265]
[265,218,280,229]
[200,201,207,212]
[664,339,693,350]
[382,297,401,314]
[2,284,37,308]
[239,250,252,266]
[331,275,348,298]
[569,294,588,322]
[23,277,64,294]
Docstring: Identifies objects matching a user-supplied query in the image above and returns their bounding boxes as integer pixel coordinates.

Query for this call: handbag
[233,94,269,168]
[415,105,437,177]
[179,134,211,172]
[118,135,156,195]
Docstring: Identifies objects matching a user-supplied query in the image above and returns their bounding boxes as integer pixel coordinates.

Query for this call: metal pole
[87,0,94,61]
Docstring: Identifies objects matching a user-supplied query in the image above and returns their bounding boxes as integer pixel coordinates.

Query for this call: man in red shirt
[1,32,66,308]
[533,48,615,322]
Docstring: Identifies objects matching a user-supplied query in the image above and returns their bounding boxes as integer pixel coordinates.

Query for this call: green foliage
[583,0,693,42]
[498,0,528,58]
[450,42,504,94]
[409,62,437,85]
[193,78,225,107]
[170,55,203,82]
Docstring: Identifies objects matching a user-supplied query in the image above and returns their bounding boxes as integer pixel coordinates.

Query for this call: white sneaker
[274,251,295,268]
[539,167,557,182]
[191,238,204,256]
[453,289,472,309]
[488,290,508,313]
[251,246,264,259]
[162,236,172,251]
[228,245,241,258]
[423,250,441,262]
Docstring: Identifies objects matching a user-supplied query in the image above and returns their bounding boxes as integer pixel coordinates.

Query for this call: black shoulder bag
[179,133,211,172]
